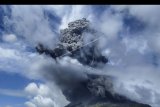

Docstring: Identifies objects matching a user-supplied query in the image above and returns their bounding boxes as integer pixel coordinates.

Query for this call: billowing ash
[36,18,151,107]
[36,18,108,68]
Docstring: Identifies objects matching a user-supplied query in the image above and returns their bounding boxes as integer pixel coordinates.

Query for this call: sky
[0,5,160,107]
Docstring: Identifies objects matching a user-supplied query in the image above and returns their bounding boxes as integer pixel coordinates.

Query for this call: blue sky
[0,70,42,107]
[0,71,30,89]
[0,72,29,107]
[0,5,160,107]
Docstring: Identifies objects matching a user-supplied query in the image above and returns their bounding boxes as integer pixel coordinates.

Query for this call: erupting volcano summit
[36,18,151,107]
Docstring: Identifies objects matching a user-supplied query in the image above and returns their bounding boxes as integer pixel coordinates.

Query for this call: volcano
[36,18,151,107]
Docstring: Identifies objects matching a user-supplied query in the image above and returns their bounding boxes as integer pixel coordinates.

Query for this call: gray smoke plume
[36,18,151,107]
[36,18,108,68]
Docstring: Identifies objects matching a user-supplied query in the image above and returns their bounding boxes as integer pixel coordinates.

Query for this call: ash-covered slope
[64,73,151,107]
[36,18,151,107]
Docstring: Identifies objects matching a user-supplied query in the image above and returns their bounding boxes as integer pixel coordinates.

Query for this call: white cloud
[24,82,69,107]
[46,5,70,17]
[2,34,17,42]
[0,88,27,98]
[58,56,82,66]
[25,82,39,96]
[25,102,36,107]
[128,5,160,26]
[122,36,148,54]
[25,82,52,97]
[0,44,54,81]
[148,33,160,54]
[25,95,56,107]
[99,10,123,38]
[93,5,160,107]
[104,65,160,107]
[4,5,59,49]
[0,46,20,59]
[59,5,93,29]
